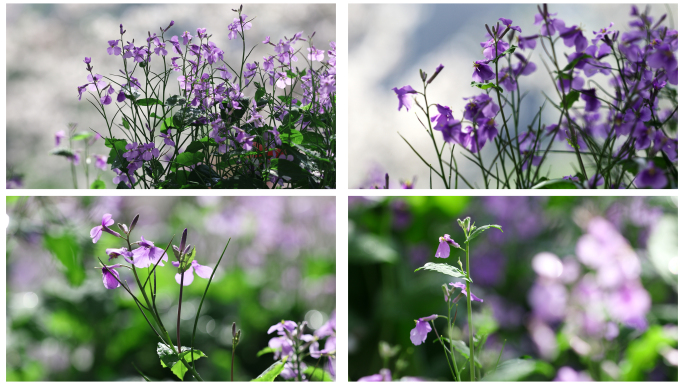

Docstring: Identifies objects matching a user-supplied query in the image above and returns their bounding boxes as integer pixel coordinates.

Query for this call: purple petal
[175,268,195,286]
[192,261,213,279]
[435,239,450,258]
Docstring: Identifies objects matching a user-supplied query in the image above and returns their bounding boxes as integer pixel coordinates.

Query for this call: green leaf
[281,129,304,146]
[256,347,274,357]
[122,117,130,129]
[255,87,266,101]
[179,247,196,273]
[185,141,206,153]
[105,138,127,149]
[501,44,517,56]
[136,98,163,106]
[252,359,286,382]
[49,148,76,158]
[161,117,175,133]
[481,359,554,381]
[43,232,85,286]
[90,179,106,189]
[562,90,580,110]
[562,54,592,72]
[531,178,580,189]
[303,366,334,381]
[415,262,471,282]
[465,224,503,244]
[175,152,203,167]
[166,95,185,107]
[470,81,504,93]
[157,343,207,381]
[71,131,95,141]
[434,338,482,367]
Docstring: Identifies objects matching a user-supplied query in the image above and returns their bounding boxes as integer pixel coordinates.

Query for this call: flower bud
[129,214,139,233]
[427,64,444,84]
[232,322,237,338]
[180,228,188,254]
[117,223,129,233]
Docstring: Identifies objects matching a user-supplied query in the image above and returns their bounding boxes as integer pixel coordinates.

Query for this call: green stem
[465,243,475,381]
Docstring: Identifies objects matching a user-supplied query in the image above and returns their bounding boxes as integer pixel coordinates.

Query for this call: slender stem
[231,347,235,381]
[465,243,475,381]
[177,270,185,353]
[430,320,458,381]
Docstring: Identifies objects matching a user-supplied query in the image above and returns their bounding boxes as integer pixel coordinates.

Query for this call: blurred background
[6,196,336,380]
[348,196,677,380]
[348,4,678,188]
[6,4,336,188]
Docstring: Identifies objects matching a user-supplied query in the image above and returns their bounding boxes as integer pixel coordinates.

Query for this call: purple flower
[90,213,118,243]
[557,22,588,52]
[481,39,509,60]
[55,130,66,146]
[555,366,593,381]
[83,57,92,64]
[171,260,213,285]
[359,369,392,382]
[93,154,108,171]
[449,282,484,302]
[517,35,538,50]
[472,60,495,82]
[107,40,121,56]
[131,237,168,268]
[647,44,677,73]
[410,314,437,346]
[307,46,325,61]
[181,31,193,45]
[159,132,175,146]
[580,89,600,112]
[101,264,123,289]
[499,18,522,33]
[635,161,668,188]
[435,234,459,258]
[392,85,418,112]
[106,247,134,262]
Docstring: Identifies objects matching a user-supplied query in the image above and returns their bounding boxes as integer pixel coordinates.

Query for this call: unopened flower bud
[419,69,427,82]
[427,64,444,84]
[129,214,139,233]
[232,322,237,337]
[117,223,129,233]
[180,228,188,254]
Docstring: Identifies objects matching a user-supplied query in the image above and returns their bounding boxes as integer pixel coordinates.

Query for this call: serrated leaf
[256,347,274,357]
[415,262,471,282]
[136,98,163,106]
[470,81,504,93]
[465,224,503,244]
[303,366,334,381]
[252,359,286,382]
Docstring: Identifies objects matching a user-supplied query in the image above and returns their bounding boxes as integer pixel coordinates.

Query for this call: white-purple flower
[90,213,119,243]
[449,282,484,303]
[171,260,212,285]
[435,234,459,258]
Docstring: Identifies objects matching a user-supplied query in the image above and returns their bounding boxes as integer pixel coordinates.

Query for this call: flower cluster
[95,214,212,289]
[527,217,651,360]
[77,7,336,189]
[391,4,677,189]
[266,312,336,380]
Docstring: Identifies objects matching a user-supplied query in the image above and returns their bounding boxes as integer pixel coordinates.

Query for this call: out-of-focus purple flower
[580,89,600,112]
[358,368,392,382]
[307,46,325,61]
[607,283,651,330]
[93,154,108,171]
[449,282,484,302]
[55,130,66,146]
[409,315,437,346]
[159,132,175,146]
[555,366,593,381]
[517,34,538,50]
[101,264,122,289]
[90,213,119,243]
[392,85,418,112]
[431,105,462,144]
[131,237,168,268]
[635,161,668,188]
[171,259,212,285]
[472,60,495,82]
[557,22,588,52]
[528,280,567,322]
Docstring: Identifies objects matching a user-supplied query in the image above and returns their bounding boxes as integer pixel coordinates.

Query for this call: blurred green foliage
[348,196,677,381]
[7,196,335,381]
